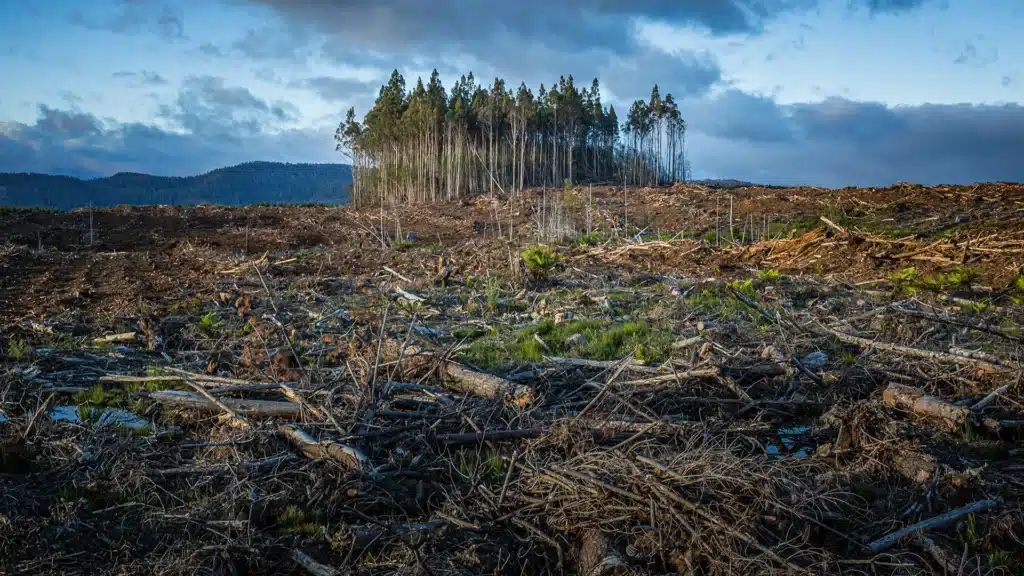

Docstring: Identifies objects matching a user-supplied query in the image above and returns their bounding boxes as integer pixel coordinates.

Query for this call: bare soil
[1,182,1023,575]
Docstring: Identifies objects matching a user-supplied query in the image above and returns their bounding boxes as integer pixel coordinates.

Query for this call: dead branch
[818,324,1009,370]
[148,390,301,418]
[291,550,341,576]
[867,500,997,553]
[279,424,369,471]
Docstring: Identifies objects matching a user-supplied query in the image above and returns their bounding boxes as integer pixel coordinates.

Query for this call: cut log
[93,332,138,344]
[444,363,535,407]
[279,424,369,471]
[577,529,643,576]
[882,383,969,430]
[148,390,301,418]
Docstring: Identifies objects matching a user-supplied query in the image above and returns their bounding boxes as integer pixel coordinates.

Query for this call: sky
[1,0,1022,187]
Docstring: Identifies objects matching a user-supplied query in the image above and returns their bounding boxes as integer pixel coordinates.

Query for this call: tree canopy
[336,70,688,206]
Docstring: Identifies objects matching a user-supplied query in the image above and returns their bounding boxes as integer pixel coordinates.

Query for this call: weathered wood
[882,383,970,430]
[94,332,138,344]
[820,326,1008,370]
[619,368,721,387]
[149,390,301,418]
[544,356,656,372]
[279,424,369,471]
[444,363,535,407]
[184,378,250,428]
[578,529,643,576]
[868,500,997,553]
[291,550,340,576]
[349,521,449,550]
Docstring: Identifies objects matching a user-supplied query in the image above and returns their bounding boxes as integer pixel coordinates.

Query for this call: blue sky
[1,0,1022,186]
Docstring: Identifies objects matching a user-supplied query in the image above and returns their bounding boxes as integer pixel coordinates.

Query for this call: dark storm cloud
[71,1,185,39]
[683,91,1024,186]
[242,0,798,57]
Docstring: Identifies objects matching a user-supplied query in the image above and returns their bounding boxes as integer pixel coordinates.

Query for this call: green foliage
[430,242,444,253]
[6,337,28,360]
[521,245,559,279]
[757,269,783,282]
[196,311,224,338]
[577,231,602,246]
[891,266,979,295]
[276,506,320,535]
[391,239,416,251]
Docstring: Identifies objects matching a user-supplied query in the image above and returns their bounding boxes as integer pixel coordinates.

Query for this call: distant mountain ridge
[0,161,353,210]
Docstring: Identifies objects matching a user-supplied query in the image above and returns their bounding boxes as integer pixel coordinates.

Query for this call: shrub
[521,245,559,279]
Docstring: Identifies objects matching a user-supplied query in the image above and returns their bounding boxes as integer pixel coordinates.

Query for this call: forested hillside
[337,70,688,206]
[0,162,352,210]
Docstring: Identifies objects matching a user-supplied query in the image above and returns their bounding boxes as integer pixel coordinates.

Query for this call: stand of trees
[336,70,689,206]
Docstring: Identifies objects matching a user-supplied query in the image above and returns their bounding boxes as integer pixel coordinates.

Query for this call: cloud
[112,70,169,86]
[159,75,300,138]
[953,39,998,68]
[0,78,336,179]
[857,0,941,14]
[241,0,822,66]
[71,1,185,39]
[683,91,1024,186]
[290,76,380,103]
[600,48,722,101]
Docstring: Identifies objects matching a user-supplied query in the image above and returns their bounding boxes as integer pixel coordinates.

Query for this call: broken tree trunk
[882,383,970,431]
[148,390,301,418]
[444,363,535,407]
[279,425,369,471]
[577,529,644,576]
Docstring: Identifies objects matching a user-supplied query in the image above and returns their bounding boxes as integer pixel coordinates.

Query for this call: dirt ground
[1,182,1023,575]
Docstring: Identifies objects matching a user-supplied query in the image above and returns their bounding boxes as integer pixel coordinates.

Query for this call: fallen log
[279,424,369,471]
[867,499,997,553]
[882,383,970,430]
[93,332,138,344]
[819,325,1008,370]
[148,390,301,418]
[444,363,535,407]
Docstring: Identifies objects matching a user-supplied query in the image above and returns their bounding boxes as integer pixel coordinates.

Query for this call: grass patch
[276,505,321,535]
[890,266,979,296]
[462,318,675,369]
[757,269,783,282]
[391,240,416,251]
